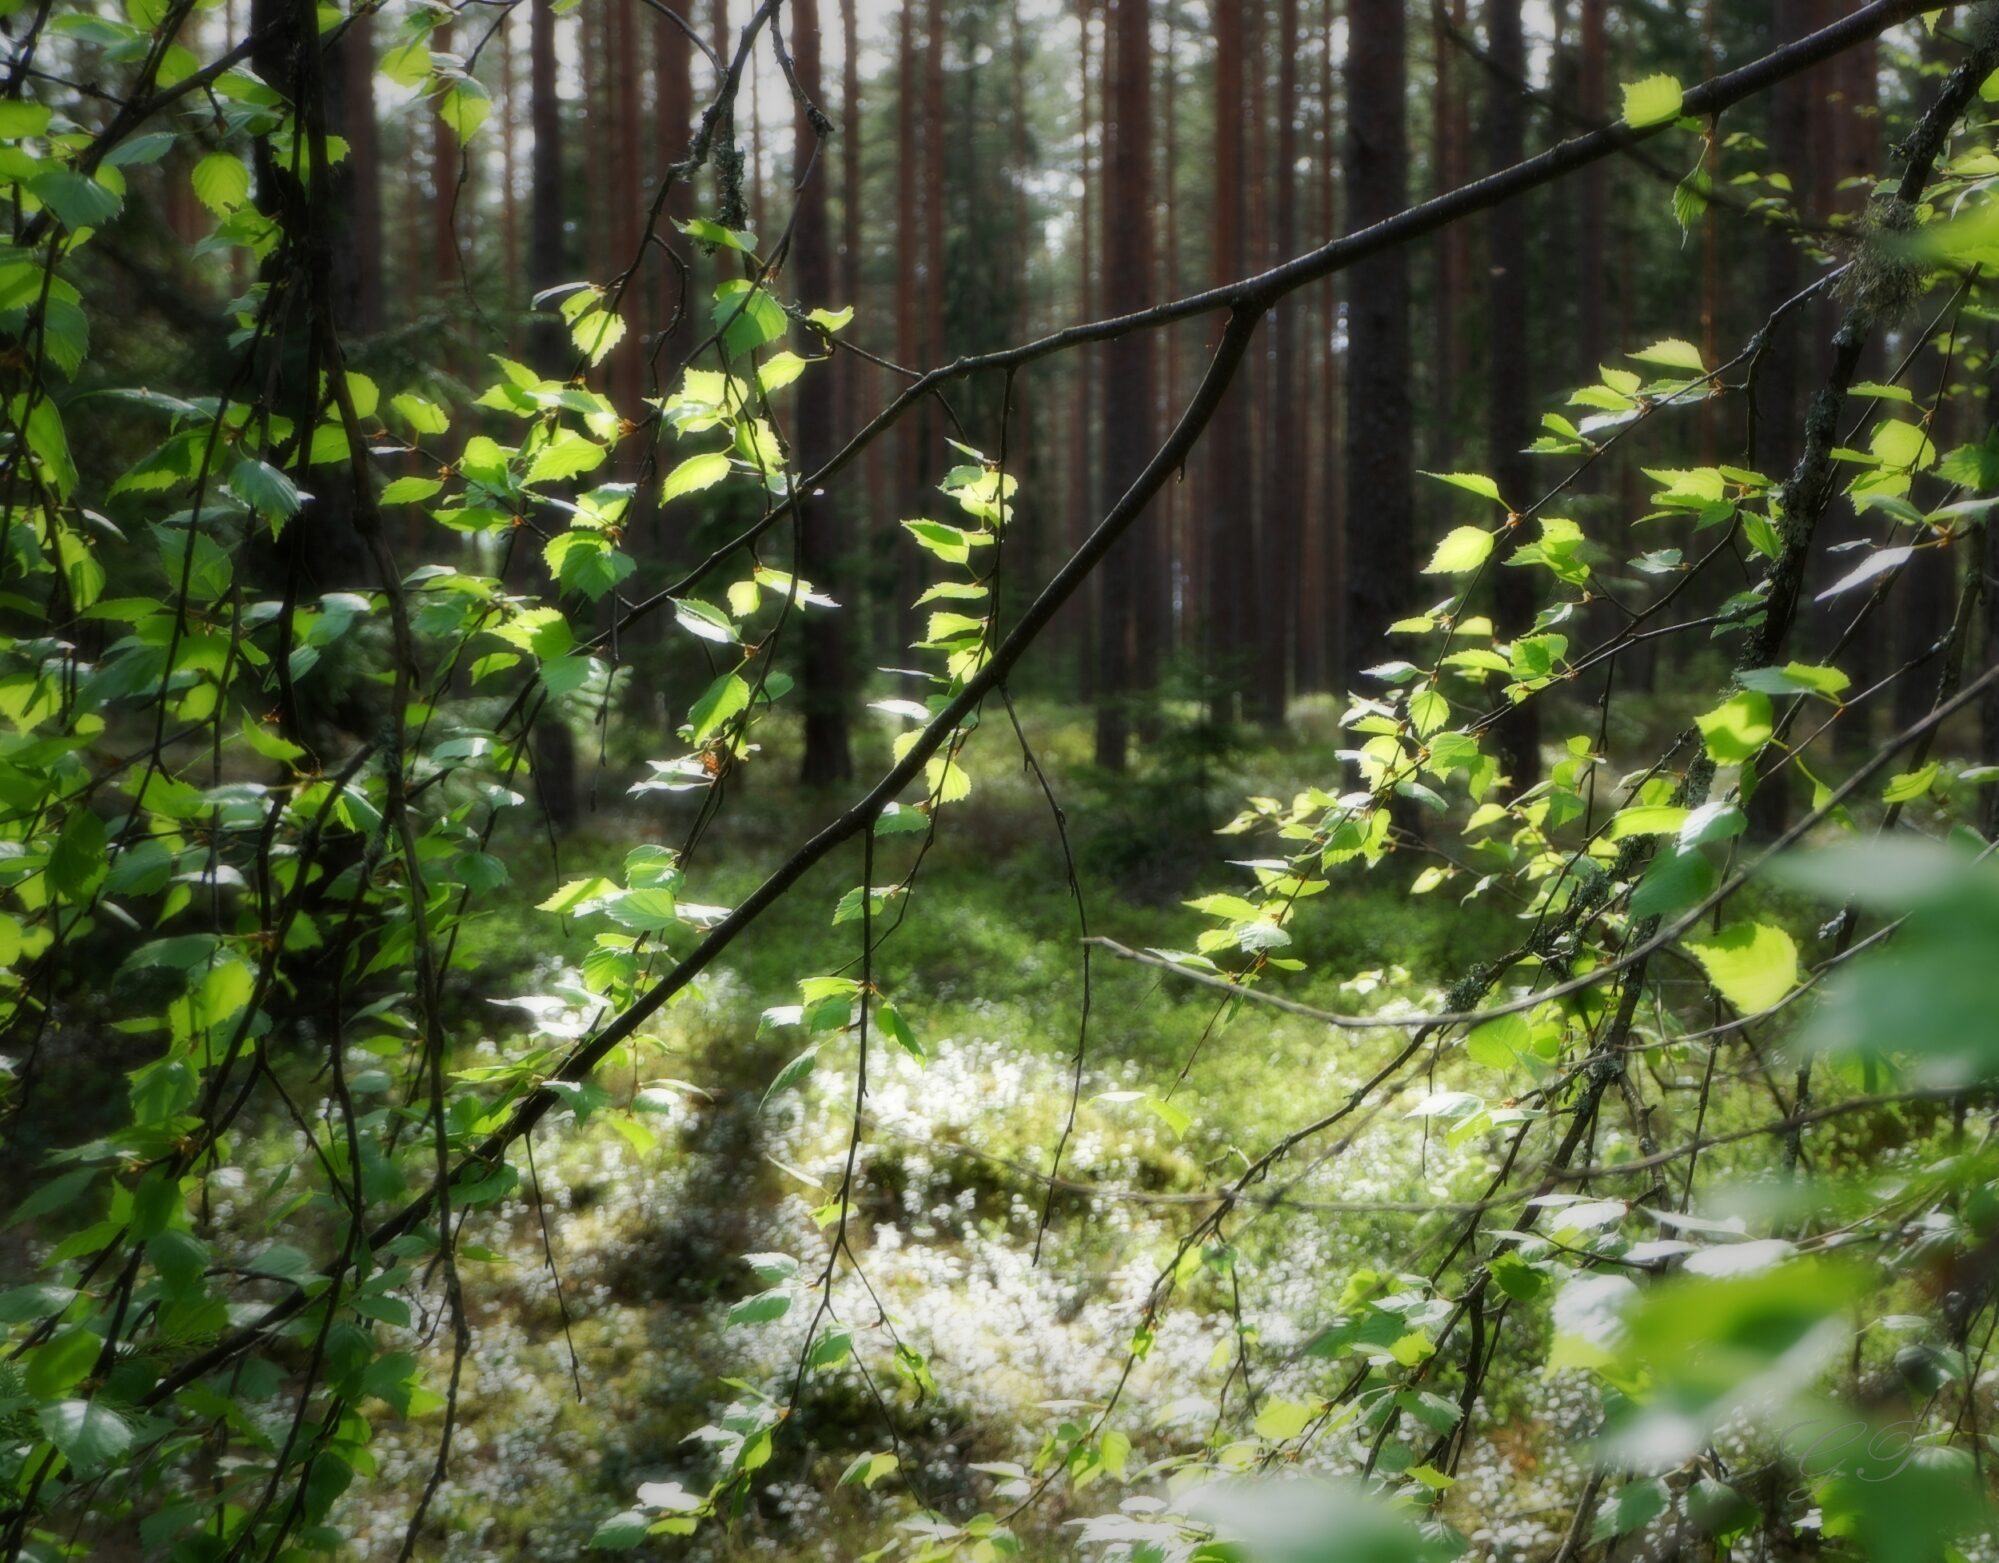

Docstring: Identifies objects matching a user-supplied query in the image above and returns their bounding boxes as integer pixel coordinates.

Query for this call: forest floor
[349,696,1576,1559]
[46,694,1965,1560]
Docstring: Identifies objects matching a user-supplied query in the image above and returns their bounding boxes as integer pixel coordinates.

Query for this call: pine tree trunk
[1130,0,1167,732]
[1756,0,1812,489]
[1698,0,1722,464]
[1429,0,1462,513]
[1545,0,1577,382]
[836,0,866,652]
[431,21,459,292]
[837,0,862,406]
[335,10,382,335]
[246,0,369,654]
[1251,0,1300,727]
[1890,28,1949,736]
[1577,0,1606,392]
[1307,0,1338,692]
[893,3,922,662]
[527,0,577,827]
[750,26,767,234]
[922,0,945,364]
[1817,0,1880,755]
[1243,0,1277,726]
[654,0,694,369]
[1485,0,1539,790]
[528,0,565,373]
[401,113,422,312]
[608,0,644,430]
[1204,0,1251,721]
[1094,0,1155,770]
[793,0,852,784]
[1071,0,1098,701]
[1987,419,1999,837]
[500,12,521,354]
[1340,0,1411,690]
[1160,0,1183,673]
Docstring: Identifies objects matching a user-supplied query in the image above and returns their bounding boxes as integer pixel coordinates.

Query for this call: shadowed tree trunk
[1749,0,1827,835]
[1546,0,1577,395]
[431,21,460,294]
[1011,0,1030,338]
[1988,363,1999,837]
[1159,0,1185,676]
[401,100,422,303]
[836,4,862,412]
[1071,0,1099,700]
[1131,0,1167,731]
[655,0,695,369]
[893,2,922,661]
[836,0,866,652]
[922,0,946,435]
[1485,0,1540,791]
[1340,0,1411,690]
[608,0,644,429]
[1756,0,1812,524]
[1241,0,1278,727]
[907,1,949,680]
[1308,0,1338,692]
[1816,1,1883,760]
[1577,0,1606,389]
[750,22,766,234]
[1253,0,1301,727]
[528,0,566,368]
[858,0,892,627]
[1094,0,1155,770]
[794,0,852,785]
[501,11,522,353]
[1890,26,1950,736]
[333,10,382,336]
[246,0,371,747]
[527,0,577,829]
[1430,0,1468,509]
[1204,0,1252,720]
[1698,0,1722,463]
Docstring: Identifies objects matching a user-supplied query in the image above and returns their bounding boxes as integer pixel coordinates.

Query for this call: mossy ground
[190,695,1971,1559]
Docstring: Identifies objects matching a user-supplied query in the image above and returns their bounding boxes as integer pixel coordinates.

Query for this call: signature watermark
[1772,1414,1925,1485]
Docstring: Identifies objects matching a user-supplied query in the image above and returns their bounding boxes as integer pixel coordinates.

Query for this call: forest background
[3,1,1999,1562]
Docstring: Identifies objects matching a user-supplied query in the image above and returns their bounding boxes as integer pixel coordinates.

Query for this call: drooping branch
[139,304,1262,1408]
[131,0,1964,1416]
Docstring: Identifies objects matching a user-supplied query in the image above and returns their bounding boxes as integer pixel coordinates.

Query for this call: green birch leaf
[1630,338,1705,374]
[1422,526,1495,575]
[440,76,491,139]
[1685,922,1799,1014]
[1695,691,1773,764]
[38,1400,133,1471]
[663,451,732,502]
[231,457,303,522]
[1622,73,1685,128]
[588,1510,650,1550]
[191,151,250,213]
[29,170,122,230]
[571,309,626,366]
[688,672,750,745]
